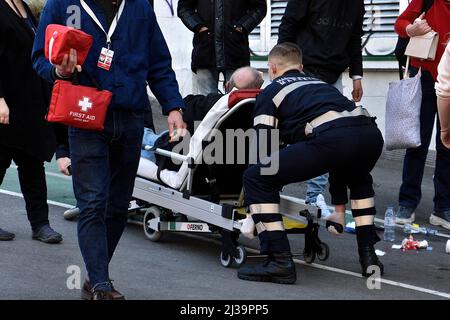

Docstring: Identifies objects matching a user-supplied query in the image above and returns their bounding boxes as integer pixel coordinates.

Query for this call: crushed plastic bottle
[403,223,438,236]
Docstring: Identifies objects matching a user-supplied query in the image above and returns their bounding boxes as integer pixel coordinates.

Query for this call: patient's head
[226,67,264,93]
[268,42,303,80]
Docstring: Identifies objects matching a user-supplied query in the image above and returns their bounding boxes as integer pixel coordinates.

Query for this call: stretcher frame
[132,97,329,267]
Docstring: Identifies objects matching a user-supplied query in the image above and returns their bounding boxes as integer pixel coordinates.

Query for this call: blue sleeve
[146,8,184,115]
[31,0,62,83]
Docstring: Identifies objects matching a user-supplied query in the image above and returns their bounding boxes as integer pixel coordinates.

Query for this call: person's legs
[304,75,342,205]
[398,70,436,222]
[346,124,384,277]
[0,147,15,241]
[430,111,450,228]
[238,137,333,284]
[69,122,112,292]
[13,151,50,232]
[305,173,329,204]
[106,111,144,262]
[194,69,219,95]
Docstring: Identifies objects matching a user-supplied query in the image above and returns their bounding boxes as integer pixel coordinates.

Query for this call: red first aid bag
[45,24,93,65]
[47,72,112,131]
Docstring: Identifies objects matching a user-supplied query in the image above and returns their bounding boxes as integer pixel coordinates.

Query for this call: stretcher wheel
[220,251,233,268]
[317,243,330,261]
[304,251,315,264]
[233,245,247,266]
[143,206,163,242]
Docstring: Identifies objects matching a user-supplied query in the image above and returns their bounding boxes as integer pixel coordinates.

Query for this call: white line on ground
[0,189,74,209]
[9,165,72,181]
[178,232,450,299]
[2,189,449,299]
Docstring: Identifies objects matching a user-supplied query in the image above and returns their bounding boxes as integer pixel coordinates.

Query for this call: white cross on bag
[78,97,93,112]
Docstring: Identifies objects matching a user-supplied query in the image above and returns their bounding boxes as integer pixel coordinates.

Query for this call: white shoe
[430,214,450,230]
[315,194,331,218]
[63,207,80,221]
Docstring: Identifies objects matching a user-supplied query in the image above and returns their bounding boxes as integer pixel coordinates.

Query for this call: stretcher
[130,89,330,267]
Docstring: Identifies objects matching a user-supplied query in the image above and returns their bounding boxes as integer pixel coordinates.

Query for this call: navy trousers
[244,117,384,254]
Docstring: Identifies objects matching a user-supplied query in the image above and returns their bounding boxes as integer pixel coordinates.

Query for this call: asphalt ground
[0,106,449,300]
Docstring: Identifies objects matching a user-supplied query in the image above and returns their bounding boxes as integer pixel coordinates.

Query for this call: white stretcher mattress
[136,93,232,190]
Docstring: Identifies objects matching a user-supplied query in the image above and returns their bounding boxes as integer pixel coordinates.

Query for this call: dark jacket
[278,0,365,84]
[178,0,267,71]
[0,1,56,162]
[183,93,222,133]
[32,0,184,114]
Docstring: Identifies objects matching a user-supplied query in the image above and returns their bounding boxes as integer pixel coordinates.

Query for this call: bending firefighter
[238,43,384,284]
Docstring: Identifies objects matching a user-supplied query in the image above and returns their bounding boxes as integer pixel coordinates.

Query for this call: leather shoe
[92,290,114,300]
[81,279,125,300]
[238,252,297,284]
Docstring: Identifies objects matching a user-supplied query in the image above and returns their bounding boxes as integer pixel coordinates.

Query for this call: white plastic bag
[385,57,422,150]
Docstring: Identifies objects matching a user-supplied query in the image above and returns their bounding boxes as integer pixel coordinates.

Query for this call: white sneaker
[63,207,80,220]
[315,194,331,218]
[430,213,450,230]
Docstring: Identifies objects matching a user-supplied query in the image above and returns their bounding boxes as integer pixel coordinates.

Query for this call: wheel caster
[143,206,163,242]
[317,243,330,261]
[233,245,247,266]
[220,251,233,268]
[304,250,316,264]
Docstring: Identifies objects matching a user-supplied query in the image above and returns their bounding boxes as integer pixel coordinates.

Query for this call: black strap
[72,70,103,91]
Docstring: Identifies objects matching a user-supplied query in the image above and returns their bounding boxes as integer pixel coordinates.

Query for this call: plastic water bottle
[384,206,396,242]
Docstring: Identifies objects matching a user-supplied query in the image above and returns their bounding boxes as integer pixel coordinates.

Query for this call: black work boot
[238,252,297,284]
[358,246,384,277]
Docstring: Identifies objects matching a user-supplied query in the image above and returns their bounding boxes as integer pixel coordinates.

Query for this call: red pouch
[47,72,112,131]
[45,24,93,65]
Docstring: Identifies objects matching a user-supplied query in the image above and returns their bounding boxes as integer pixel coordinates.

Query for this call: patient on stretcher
[140,67,264,164]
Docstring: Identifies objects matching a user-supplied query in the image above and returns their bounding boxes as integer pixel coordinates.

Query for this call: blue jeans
[399,69,450,212]
[305,75,343,204]
[69,109,144,291]
[195,69,234,95]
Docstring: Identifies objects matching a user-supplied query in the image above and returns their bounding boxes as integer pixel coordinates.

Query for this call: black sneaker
[237,253,297,284]
[395,206,415,225]
[430,210,450,230]
[0,228,15,241]
[32,225,62,244]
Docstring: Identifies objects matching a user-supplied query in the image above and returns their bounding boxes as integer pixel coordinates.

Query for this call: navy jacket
[32,0,184,115]
[254,70,357,144]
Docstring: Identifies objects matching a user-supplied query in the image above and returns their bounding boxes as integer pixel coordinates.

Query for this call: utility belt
[304,107,372,137]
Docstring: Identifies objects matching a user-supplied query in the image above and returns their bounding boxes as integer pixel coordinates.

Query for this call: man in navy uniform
[238,43,384,284]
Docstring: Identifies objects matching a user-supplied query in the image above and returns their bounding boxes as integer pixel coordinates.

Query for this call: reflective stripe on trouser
[351,197,376,217]
[250,205,291,255]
